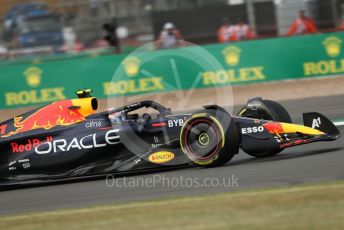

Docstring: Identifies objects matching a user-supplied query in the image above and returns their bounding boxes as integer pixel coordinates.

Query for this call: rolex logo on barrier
[222,46,241,67]
[24,67,42,87]
[323,36,342,58]
[303,35,344,76]
[4,66,66,106]
[123,56,141,77]
[201,45,266,86]
[103,55,165,96]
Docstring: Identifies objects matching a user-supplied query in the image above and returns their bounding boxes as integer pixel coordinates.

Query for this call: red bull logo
[11,136,53,153]
[263,122,284,134]
[2,100,86,138]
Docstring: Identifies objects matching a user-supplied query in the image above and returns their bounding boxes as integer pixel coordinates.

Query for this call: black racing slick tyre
[238,99,291,158]
[180,110,239,167]
[261,100,292,123]
[238,99,292,123]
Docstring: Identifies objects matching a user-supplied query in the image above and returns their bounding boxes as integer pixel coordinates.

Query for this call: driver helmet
[163,22,175,30]
[109,111,124,123]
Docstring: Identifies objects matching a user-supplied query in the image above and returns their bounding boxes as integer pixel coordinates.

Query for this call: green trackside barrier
[1,32,344,109]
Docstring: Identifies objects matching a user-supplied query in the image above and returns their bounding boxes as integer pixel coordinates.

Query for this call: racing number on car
[312,117,321,129]
[0,124,7,135]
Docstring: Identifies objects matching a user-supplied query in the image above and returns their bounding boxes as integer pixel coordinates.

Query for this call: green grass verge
[1,181,344,230]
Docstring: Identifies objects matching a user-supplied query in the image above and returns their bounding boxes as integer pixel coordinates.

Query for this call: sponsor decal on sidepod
[35,129,119,154]
[11,136,53,153]
[241,126,264,134]
[167,119,184,127]
[148,151,175,164]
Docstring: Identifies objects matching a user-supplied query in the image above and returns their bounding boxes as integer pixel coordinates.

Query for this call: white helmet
[163,22,175,30]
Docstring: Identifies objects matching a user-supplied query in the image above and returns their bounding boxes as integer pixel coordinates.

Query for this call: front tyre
[180,110,239,167]
[238,99,291,158]
[238,99,292,123]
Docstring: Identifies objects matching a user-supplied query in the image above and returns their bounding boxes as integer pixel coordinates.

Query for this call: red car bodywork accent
[2,100,85,138]
[263,122,284,134]
[152,122,167,127]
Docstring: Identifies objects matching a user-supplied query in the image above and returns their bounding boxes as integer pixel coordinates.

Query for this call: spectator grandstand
[0,0,344,61]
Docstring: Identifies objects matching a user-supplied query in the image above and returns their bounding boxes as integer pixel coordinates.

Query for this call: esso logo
[241,126,264,134]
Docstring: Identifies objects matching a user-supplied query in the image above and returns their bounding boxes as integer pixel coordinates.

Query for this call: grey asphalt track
[0,95,343,216]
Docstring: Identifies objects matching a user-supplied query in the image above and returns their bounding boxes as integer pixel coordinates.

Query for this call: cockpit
[108,100,172,126]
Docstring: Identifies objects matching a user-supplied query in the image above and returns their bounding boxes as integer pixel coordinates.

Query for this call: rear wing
[303,113,340,139]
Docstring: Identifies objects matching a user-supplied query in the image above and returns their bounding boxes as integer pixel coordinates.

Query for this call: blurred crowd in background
[1,0,344,61]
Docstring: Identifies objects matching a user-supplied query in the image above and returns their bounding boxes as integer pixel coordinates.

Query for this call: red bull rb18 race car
[0,89,340,187]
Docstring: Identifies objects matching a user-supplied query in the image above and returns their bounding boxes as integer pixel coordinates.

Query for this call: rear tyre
[180,110,239,167]
[238,99,291,158]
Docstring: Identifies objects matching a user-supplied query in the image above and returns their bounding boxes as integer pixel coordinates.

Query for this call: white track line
[334,121,344,127]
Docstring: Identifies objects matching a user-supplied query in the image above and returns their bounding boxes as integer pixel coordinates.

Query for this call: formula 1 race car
[0,89,340,186]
